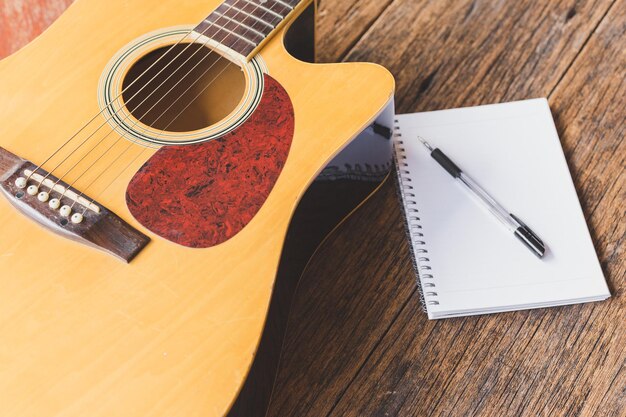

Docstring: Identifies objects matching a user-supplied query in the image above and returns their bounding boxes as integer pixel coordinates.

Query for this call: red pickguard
[126,75,294,248]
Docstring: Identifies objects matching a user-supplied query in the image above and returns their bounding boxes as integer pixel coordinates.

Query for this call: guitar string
[79,147,149,215]
[144,2,291,140]
[43,0,271,206]
[75,62,233,213]
[33,0,248,190]
[49,0,274,199]
[70,2,284,212]
[73,140,137,210]
[29,0,256,185]
[47,30,220,201]
[77,2,287,213]
[25,27,195,183]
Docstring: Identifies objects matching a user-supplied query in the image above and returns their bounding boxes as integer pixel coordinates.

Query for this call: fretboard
[194,0,302,59]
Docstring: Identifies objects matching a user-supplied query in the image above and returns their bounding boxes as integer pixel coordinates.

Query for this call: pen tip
[417,136,433,151]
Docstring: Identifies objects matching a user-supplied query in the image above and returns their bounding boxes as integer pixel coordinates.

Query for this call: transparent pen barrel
[458,172,518,232]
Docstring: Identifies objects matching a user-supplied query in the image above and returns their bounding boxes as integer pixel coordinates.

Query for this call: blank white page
[395,98,609,319]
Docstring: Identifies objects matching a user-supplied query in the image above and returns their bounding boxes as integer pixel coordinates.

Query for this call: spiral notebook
[393,98,610,319]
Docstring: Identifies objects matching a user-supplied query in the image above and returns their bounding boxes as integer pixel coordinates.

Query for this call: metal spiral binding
[392,120,439,310]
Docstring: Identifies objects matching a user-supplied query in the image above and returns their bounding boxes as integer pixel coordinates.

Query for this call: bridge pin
[15,177,27,189]
[27,185,39,196]
[71,213,84,224]
[59,205,72,217]
[37,191,50,202]
[49,198,61,210]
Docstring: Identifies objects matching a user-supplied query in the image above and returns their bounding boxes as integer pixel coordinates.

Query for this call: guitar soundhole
[121,44,246,133]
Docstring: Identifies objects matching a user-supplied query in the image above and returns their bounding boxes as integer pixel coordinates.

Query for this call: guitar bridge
[0,147,149,262]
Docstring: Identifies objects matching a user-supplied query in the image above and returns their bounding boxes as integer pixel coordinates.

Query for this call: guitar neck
[194,0,305,61]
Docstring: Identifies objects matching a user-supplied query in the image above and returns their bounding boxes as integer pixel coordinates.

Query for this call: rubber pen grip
[431,149,462,178]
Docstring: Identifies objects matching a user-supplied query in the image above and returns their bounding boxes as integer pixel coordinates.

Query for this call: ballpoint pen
[417,137,546,258]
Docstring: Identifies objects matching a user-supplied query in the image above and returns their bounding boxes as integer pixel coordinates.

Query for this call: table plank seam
[323,287,417,417]
[398,318,469,412]
[460,320,542,417]
[474,314,534,415]
[542,306,605,416]
[547,0,619,99]
[488,315,550,415]
[557,332,606,416]
[596,362,626,411]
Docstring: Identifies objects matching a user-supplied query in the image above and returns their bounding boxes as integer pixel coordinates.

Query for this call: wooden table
[2,0,624,416]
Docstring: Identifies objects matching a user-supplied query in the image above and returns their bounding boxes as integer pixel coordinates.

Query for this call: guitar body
[0,1,394,416]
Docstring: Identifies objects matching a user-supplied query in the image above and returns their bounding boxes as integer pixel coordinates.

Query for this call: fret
[195,21,257,58]
[273,0,294,10]
[226,0,295,26]
[260,0,295,15]
[204,13,265,43]
[240,0,285,20]
[252,0,295,15]
[206,20,258,46]
[216,3,276,34]
[265,0,300,7]
[225,4,276,29]
[212,11,268,38]
[194,0,303,60]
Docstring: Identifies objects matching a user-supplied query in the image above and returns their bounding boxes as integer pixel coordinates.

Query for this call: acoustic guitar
[0,0,394,415]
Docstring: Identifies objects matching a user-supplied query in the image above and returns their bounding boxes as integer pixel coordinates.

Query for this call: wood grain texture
[268,0,625,416]
[1,0,623,416]
[0,0,395,415]
[314,0,394,63]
